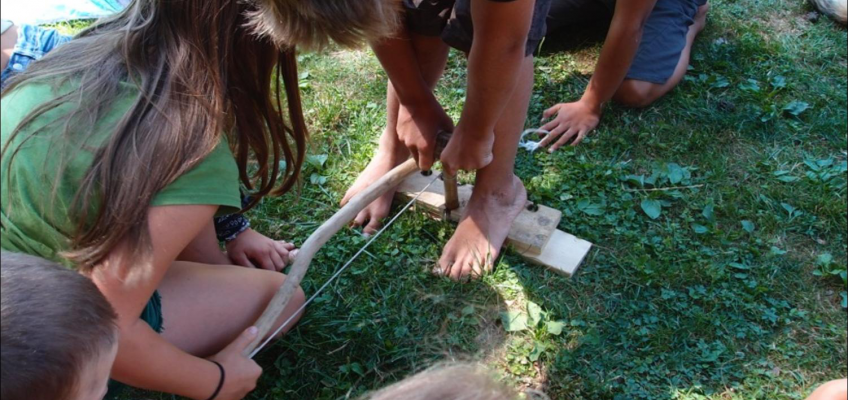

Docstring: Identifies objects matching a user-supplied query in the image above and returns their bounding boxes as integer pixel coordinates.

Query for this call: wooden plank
[397,173,561,255]
[396,172,592,277]
[516,230,592,277]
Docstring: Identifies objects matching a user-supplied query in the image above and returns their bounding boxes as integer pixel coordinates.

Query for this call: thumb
[230,326,260,353]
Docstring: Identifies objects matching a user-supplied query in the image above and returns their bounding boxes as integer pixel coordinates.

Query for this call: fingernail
[248,326,259,336]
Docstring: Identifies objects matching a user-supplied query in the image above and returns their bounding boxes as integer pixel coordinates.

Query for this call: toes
[447,251,472,281]
[436,250,455,277]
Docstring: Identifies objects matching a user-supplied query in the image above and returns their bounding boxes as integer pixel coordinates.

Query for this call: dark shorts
[547,0,707,84]
[404,0,554,57]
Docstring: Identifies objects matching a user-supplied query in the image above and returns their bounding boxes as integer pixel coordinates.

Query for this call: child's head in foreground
[1,252,118,400]
[363,363,519,400]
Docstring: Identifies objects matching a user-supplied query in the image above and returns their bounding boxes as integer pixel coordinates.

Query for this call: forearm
[460,0,534,136]
[112,320,220,400]
[580,2,655,108]
[581,25,644,108]
[371,32,437,108]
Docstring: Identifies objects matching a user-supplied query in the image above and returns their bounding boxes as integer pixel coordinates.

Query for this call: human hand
[397,98,454,171]
[439,123,495,175]
[206,327,263,400]
[538,100,601,151]
[226,229,296,272]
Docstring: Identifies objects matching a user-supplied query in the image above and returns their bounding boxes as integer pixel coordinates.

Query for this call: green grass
[61,0,844,398]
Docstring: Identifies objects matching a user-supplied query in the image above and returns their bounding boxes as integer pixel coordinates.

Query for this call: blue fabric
[626,0,707,84]
[1,0,128,25]
[546,0,706,84]
[214,193,253,242]
[1,24,72,90]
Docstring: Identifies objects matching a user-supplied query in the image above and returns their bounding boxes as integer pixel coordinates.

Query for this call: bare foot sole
[342,131,409,235]
[694,2,709,33]
[437,175,527,281]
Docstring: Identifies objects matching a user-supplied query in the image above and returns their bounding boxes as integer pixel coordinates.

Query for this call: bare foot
[437,175,527,281]
[693,2,709,33]
[341,130,410,235]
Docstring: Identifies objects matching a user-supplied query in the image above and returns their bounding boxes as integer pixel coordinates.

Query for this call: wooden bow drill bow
[244,132,456,357]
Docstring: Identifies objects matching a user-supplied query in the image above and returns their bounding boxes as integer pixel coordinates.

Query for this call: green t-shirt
[0,82,241,265]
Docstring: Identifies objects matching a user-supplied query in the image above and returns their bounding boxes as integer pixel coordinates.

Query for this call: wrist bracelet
[206,361,225,400]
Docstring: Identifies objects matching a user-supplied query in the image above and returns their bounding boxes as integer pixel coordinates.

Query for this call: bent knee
[615,80,662,108]
[261,274,306,336]
[807,380,848,400]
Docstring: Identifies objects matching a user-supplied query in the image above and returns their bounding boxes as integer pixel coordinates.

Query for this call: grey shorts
[404,0,554,57]
[546,0,707,84]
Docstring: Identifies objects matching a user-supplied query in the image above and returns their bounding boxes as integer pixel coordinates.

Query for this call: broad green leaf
[310,174,327,186]
[527,302,543,326]
[710,75,730,88]
[816,253,833,267]
[641,199,663,220]
[841,292,847,309]
[741,220,755,233]
[783,101,810,117]
[306,154,329,170]
[776,175,800,183]
[577,199,605,216]
[771,75,787,89]
[769,246,788,256]
[461,306,475,316]
[529,341,548,362]
[729,262,751,270]
[666,163,686,185]
[546,321,567,336]
[739,79,761,92]
[500,311,529,332]
[692,224,710,234]
[702,204,716,222]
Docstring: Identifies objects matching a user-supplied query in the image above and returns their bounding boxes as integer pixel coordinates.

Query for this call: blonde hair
[246,0,402,50]
[362,364,519,400]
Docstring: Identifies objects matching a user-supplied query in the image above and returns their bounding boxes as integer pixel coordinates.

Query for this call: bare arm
[370,30,453,170]
[581,0,656,108]
[371,29,436,109]
[92,205,252,400]
[440,0,535,173]
[461,0,535,138]
[540,0,656,149]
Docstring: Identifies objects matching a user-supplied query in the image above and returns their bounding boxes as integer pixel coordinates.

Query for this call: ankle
[474,173,522,197]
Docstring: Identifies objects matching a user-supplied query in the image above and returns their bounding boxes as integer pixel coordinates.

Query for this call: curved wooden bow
[243,131,453,356]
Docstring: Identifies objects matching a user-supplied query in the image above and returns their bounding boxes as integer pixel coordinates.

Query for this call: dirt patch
[758,8,813,40]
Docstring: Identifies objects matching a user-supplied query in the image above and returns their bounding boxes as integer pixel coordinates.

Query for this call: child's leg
[438,56,534,280]
[157,261,306,357]
[805,380,848,400]
[614,2,709,108]
[1,23,17,72]
[343,34,449,235]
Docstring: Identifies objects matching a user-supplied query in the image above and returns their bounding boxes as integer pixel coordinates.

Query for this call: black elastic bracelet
[206,361,225,400]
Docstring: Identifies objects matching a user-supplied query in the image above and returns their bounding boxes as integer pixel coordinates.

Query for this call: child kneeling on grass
[0,0,400,398]
[1,252,118,400]
[344,0,553,281]
[1,17,295,272]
